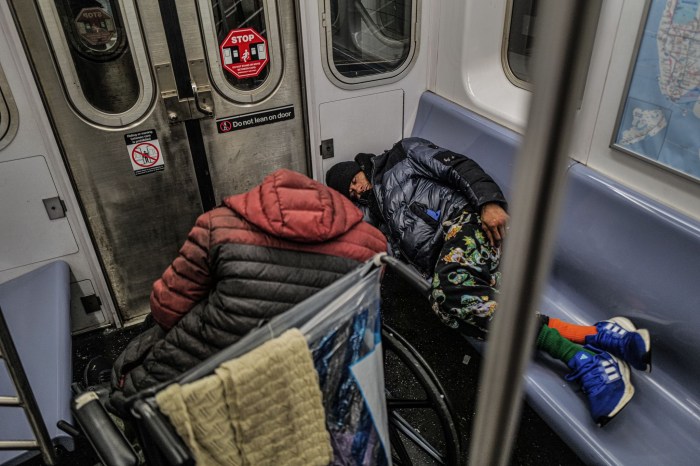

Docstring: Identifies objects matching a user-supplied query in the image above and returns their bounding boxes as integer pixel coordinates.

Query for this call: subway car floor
[379,269,585,466]
[38,269,584,466]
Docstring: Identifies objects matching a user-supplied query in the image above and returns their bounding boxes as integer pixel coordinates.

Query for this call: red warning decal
[219,28,269,79]
[219,120,233,133]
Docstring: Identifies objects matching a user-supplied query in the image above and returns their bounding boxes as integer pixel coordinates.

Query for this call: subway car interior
[1,0,699,465]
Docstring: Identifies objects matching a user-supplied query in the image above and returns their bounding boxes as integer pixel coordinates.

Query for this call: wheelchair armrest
[71,392,138,466]
[132,399,193,466]
[378,255,431,298]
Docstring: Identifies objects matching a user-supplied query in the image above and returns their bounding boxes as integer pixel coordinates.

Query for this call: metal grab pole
[468,1,602,465]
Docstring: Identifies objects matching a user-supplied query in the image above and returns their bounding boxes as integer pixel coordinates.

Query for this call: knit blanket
[155,329,332,466]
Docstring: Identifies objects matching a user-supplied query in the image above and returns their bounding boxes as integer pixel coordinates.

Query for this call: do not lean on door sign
[219,28,269,79]
[125,130,165,176]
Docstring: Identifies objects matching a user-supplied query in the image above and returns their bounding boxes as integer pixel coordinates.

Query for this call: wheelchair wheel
[382,325,461,466]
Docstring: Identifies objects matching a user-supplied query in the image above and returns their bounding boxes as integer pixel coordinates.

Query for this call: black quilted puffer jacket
[356,138,507,275]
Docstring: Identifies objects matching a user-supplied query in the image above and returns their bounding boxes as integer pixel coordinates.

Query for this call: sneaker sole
[598,354,635,427]
[609,316,652,372]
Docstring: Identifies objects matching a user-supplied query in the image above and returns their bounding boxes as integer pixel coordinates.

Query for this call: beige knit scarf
[155,329,332,466]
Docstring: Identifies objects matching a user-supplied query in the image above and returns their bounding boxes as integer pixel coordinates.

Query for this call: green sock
[535,324,594,364]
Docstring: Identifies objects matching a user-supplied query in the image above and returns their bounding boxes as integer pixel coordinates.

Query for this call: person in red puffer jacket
[106,169,386,412]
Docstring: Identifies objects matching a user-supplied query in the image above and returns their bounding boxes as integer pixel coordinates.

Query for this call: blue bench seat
[412,91,700,465]
[0,261,72,465]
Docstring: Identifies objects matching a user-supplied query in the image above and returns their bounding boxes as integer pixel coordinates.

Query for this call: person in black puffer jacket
[327,138,652,426]
[327,137,509,335]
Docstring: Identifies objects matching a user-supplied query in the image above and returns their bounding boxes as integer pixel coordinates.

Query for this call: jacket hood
[225,169,365,242]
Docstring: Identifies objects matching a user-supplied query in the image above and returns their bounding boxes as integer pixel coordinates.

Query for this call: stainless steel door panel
[10,0,307,324]
[178,0,308,197]
[11,1,203,322]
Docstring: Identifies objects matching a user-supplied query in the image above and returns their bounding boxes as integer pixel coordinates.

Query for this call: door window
[199,0,283,103]
[37,0,154,126]
[211,0,270,91]
[321,0,419,88]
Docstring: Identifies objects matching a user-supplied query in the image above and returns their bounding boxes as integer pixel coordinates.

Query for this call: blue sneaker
[585,317,651,372]
[565,346,634,426]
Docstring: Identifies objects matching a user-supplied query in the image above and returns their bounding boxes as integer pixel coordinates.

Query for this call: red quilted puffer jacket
[109,169,386,408]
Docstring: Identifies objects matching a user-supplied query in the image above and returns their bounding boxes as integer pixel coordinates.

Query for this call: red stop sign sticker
[219,28,269,79]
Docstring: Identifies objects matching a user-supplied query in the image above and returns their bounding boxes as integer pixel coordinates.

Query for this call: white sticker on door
[124,130,165,176]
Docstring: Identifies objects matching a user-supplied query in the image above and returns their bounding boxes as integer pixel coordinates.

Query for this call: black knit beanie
[326,161,361,198]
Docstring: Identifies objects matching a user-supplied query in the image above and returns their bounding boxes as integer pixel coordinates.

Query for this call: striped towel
[156,329,332,466]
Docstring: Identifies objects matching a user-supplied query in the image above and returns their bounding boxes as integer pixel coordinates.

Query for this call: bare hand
[480,203,509,247]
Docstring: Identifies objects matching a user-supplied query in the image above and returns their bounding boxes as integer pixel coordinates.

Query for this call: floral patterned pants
[430,210,501,339]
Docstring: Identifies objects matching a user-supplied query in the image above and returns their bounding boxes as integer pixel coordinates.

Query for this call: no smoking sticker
[124,130,165,176]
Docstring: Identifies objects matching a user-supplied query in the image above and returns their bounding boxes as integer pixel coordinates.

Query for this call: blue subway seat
[412,91,700,465]
[0,261,73,465]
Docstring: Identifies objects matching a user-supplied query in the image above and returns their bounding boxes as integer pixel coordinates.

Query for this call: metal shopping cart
[71,254,461,466]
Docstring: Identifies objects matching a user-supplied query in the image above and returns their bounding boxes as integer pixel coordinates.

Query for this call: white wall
[433,0,529,132]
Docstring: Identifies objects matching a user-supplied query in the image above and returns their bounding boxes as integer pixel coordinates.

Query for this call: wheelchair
[71,254,461,466]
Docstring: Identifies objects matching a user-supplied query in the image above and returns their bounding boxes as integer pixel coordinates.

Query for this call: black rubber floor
[380,269,585,466]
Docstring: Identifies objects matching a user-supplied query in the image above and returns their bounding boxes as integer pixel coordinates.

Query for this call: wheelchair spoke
[389,417,415,465]
[382,325,461,466]
[390,410,446,464]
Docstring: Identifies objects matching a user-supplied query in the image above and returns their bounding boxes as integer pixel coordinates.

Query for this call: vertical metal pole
[468,1,602,465]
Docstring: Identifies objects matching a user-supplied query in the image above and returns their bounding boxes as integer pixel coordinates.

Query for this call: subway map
[615,0,700,179]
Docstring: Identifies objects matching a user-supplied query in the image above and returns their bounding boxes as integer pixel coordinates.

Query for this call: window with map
[613,0,700,182]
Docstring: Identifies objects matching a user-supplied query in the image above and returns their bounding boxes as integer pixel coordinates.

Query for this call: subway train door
[10,0,307,324]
